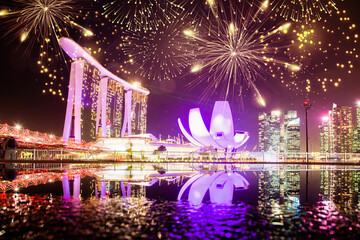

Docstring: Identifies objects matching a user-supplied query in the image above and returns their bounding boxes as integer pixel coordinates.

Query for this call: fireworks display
[270,0,338,23]
[0,0,359,107]
[287,5,359,96]
[183,0,299,104]
[1,0,81,55]
[0,0,94,100]
[101,0,185,32]
[122,14,192,82]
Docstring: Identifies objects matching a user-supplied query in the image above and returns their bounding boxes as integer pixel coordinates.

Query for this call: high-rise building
[63,59,101,142]
[258,110,300,152]
[269,111,281,152]
[331,104,353,153]
[353,101,360,153]
[103,77,124,138]
[320,104,353,153]
[131,90,148,135]
[60,37,149,142]
[284,110,300,152]
[319,116,331,153]
[258,113,269,152]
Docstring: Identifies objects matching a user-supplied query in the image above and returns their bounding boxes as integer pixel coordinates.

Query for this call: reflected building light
[178,171,249,205]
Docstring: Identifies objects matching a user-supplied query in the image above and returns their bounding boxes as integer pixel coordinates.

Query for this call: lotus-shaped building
[178,101,249,150]
[177,171,250,204]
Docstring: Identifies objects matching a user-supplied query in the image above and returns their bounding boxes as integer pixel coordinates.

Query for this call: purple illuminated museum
[178,101,249,151]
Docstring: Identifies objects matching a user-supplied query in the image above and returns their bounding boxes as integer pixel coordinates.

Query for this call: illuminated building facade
[258,113,269,152]
[258,110,300,152]
[60,37,149,142]
[131,91,148,135]
[284,110,300,152]
[102,77,124,138]
[331,104,353,153]
[269,111,281,152]
[353,102,360,153]
[319,116,331,153]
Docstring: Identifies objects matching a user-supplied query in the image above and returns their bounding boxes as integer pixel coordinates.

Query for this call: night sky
[0,0,360,151]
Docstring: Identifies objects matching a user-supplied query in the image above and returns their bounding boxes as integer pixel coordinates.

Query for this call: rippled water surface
[1,169,360,239]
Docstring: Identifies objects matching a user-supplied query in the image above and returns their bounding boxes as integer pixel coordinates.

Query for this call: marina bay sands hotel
[60,37,149,142]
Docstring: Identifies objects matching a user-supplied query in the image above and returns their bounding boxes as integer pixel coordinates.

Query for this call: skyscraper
[258,112,269,152]
[353,101,360,153]
[131,90,148,135]
[284,110,300,152]
[103,77,125,138]
[331,104,353,153]
[258,110,300,153]
[63,59,101,142]
[320,104,353,153]
[269,111,281,152]
[319,116,331,153]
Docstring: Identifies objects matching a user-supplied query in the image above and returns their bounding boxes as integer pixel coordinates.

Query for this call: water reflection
[178,171,249,204]
[1,169,360,238]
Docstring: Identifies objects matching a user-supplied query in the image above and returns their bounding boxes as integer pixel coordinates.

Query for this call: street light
[304,101,311,154]
[304,100,311,203]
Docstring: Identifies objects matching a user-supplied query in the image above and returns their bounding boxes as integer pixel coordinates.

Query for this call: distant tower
[268,111,281,152]
[258,110,299,153]
[258,112,269,151]
[353,101,360,153]
[284,110,300,152]
[319,116,330,153]
[331,104,353,153]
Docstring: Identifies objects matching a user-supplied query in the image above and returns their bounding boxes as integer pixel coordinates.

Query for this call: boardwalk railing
[8,149,360,164]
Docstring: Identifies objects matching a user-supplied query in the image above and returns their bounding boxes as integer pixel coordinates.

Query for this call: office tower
[353,129,360,153]
[259,110,299,153]
[269,111,281,152]
[319,116,331,153]
[280,124,286,153]
[284,110,300,152]
[258,112,269,152]
[331,104,353,153]
[353,102,360,153]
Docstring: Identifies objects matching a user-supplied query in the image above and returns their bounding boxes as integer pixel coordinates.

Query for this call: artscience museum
[178,101,249,151]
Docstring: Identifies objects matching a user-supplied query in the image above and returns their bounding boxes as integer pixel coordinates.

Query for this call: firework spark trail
[122,13,193,82]
[271,0,338,23]
[102,0,185,31]
[0,0,94,99]
[184,0,299,105]
[1,0,77,55]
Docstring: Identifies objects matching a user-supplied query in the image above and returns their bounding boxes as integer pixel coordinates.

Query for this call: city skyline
[0,0,360,152]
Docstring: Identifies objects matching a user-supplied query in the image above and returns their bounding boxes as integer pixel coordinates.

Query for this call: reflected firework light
[270,0,338,23]
[184,0,298,104]
[101,0,185,32]
[287,5,359,96]
[122,13,193,82]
